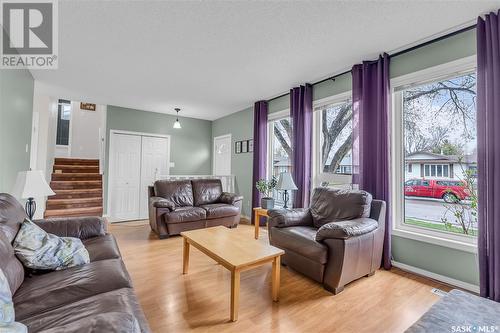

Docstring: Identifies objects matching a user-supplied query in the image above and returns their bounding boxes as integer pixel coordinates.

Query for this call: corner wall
[0,68,34,193]
[212,107,254,217]
[211,27,479,287]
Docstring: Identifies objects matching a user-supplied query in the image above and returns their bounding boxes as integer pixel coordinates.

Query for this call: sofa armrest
[150,196,175,211]
[267,208,313,228]
[218,192,243,205]
[33,216,106,240]
[315,217,378,241]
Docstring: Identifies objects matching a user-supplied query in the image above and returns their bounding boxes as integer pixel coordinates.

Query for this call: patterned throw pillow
[13,219,90,271]
[0,268,27,332]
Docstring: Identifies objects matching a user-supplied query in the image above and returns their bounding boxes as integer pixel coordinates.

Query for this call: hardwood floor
[109,221,450,333]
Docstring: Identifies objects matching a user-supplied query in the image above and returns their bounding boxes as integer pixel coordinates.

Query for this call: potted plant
[256,177,277,209]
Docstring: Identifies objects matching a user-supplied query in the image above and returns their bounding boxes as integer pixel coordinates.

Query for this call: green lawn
[405,218,477,237]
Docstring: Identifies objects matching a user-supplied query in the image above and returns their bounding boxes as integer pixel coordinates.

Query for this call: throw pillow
[13,219,90,271]
[310,188,373,228]
[0,268,27,332]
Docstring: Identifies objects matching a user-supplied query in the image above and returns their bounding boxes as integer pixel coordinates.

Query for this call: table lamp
[11,170,55,220]
[277,172,297,209]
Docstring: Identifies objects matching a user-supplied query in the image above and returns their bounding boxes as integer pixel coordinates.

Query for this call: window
[393,60,478,248]
[267,115,293,207]
[313,95,353,188]
[56,99,71,145]
[424,164,450,178]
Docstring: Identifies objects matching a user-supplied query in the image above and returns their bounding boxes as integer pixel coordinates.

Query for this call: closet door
[140,136,169,218]
[110,133,142,220]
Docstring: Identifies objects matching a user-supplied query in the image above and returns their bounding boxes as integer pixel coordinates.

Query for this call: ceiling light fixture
[173,108,182,129]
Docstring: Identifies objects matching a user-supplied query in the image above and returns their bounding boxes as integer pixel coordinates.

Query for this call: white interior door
[213,134,231,175]
[110,134,142,220]
[140,136,169,218]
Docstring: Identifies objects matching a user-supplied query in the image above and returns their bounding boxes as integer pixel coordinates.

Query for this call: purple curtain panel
[477,10,500,302]
[252,101,268,225]
[290,84,313,208]
[352,54,391,270]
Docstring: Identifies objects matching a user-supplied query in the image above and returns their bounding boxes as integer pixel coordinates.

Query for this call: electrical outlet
[431,288,447,297]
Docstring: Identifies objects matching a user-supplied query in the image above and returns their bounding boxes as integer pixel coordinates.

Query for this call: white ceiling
[31,1,499,121]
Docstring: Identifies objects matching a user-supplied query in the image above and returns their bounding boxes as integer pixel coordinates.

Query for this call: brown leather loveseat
[0,193,150,332]
[148,179,243,239]
[267,187,386,295]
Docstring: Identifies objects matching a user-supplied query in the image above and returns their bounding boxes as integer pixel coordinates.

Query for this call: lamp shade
[277,172,298,191]
[11,170,55,199]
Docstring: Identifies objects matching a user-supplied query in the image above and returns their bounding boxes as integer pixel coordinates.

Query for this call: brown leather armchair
[148,179,243,239]
[267,187,386,294]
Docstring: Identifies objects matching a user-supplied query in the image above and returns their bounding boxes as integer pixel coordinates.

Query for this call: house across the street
[405,151,477,181]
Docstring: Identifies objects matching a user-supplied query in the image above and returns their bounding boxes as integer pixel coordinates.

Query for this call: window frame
[267,109,292,207]
[391,55,478,253]
[312,91,353,190]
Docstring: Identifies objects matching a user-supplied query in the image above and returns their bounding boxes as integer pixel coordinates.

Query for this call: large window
[313,95,353,188]
[394,63,478,246]
[268,115,293,207]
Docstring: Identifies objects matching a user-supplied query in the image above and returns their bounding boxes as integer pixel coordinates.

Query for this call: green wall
[212,107,254,217]
[212,28,479,287]
[0,68,34,192]
[104,105,213,211]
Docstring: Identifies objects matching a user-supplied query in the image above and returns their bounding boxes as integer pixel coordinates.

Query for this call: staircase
[44,158,103,218]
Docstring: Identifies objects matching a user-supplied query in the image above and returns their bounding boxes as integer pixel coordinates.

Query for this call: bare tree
[273,119,293,158]
[271,74,476,173]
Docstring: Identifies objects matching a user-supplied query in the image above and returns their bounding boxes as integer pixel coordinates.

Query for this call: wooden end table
[181,226,284,322]
[253,207,269,239]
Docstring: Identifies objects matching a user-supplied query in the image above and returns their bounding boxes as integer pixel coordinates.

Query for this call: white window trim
[391,55,478,253]
[267,110,290,180]
[312,92,353,189]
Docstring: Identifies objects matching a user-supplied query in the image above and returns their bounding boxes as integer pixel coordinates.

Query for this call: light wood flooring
[109,221,451,333]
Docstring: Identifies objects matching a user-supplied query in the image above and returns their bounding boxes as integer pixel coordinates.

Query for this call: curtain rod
[266,23,477,103]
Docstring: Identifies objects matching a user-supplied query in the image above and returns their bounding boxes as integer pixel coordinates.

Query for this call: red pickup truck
[404,178,469,203]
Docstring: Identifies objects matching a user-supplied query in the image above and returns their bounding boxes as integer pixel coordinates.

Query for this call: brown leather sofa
[0,193,150,333]
[148,179,243,239]
[267,187,386,294]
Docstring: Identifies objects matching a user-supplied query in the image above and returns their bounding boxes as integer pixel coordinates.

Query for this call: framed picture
[80,102,96,111]
[241,140,248,153]
[235,141,242,154]
[248,139,253,152]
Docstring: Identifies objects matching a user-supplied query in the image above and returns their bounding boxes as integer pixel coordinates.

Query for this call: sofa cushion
[13,259,132,320]
[191,179,223,206]
[154,180,194,207]
[163,207,206,224]
[19,288,150,333]
[0,193,25,243]
[0,232,24,296]
[270,226,327,264]
[0,194,27,295]
[37,312,141,333]
[13,219,90,271]
[315,218,379,241]
[82,234,121,261]
[200,203,239,220]
[310,188,372,228]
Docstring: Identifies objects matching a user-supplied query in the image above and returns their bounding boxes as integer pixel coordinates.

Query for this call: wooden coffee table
[181,226,284,322]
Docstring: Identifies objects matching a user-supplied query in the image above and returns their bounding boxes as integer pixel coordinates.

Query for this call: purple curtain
[477,10,500,302]
[352,54,391,270]
[252,101,268,225]
[290,84,313,208]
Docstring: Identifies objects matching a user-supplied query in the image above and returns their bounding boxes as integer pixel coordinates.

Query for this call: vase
[261,197,274,209]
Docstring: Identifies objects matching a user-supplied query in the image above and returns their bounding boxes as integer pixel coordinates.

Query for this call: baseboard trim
[391,260,479,293]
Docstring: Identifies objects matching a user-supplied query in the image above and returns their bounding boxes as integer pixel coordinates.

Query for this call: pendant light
[173,108,182,129]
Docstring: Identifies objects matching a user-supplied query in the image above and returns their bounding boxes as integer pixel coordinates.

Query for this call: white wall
[30,82,58,218]
[69,102,106,159]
